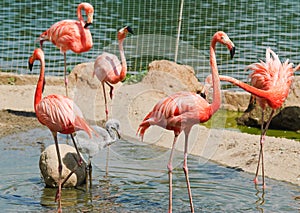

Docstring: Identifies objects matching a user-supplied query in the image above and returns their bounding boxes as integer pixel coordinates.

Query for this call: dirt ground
[0,109,43,138]
[0,67,299,187]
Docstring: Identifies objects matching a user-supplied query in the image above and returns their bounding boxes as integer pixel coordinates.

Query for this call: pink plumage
[93,26,133,120]
[29,48,94,212]
[38,2,94,96]
[137,31,235,213]
[213,47,300,188]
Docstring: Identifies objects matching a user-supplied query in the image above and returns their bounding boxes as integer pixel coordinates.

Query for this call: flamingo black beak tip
[230,46,236,59]
[126,26,134,34]
[84,22,92,28]
[28,61,33,71]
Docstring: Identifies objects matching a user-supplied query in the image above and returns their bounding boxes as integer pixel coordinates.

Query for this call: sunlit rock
[39,144,86,188]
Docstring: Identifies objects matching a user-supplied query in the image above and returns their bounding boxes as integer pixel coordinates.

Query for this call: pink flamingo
[93,26,133,121]
[137,31,235,213]
[29,48,95,213]
[204,47,300,188]
[38,2,94,96]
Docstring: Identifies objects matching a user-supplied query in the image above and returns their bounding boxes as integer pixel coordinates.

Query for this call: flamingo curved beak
[230,46,236,59]
[111,127,121,139]
[28,60,34,71]
[84,12,93,28]
[126,26,134,34]
[84,22,92,28]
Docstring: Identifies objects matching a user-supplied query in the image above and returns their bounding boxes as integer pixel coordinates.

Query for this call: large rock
[67,62,122,122]
[222,91,251,112]
[270,106,300,131]
[39,144,86,188]
[143,60,203,94]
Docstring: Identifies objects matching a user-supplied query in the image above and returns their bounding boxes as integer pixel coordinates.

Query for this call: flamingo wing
[40,20,92,53]
[94,52,122,83]
[137,92,210,139]
[246,48,296,109]
[36,94,93,137]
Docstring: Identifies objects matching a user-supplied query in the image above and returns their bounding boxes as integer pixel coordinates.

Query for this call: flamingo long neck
[209,38,221,114]
[118,38,127,81]
[77,4,84,26]
[219,75,271,99]
[34,56,45,112]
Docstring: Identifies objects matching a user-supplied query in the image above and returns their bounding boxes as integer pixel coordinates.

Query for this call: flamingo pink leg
[52,132,63,213]
[63,53,69,97]
[183,130,194,213]
[254,110,274,188]
[101,82,109,121]
[167,134,179,213]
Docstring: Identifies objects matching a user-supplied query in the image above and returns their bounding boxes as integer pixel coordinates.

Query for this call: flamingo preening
[93,26,133,121]
[206,47,300,188]
[38,2,94,96]
[137,31,235,213]
[29,48,95,213]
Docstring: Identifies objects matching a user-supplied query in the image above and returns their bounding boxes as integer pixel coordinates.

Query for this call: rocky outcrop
[39,144,86,188]
[270,106,300,131]
[144,60,203,94]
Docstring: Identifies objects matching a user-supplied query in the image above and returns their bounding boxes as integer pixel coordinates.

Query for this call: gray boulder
[39,144,86,188]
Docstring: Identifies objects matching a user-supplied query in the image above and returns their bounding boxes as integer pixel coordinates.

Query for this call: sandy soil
[0,67,299,187]
[0,109,42,138]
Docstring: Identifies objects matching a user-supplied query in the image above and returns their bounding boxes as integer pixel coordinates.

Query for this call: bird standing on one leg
[29,48,96,213]
[137,31,235,213]
[93,26,133,177]
[93,26,133,121]
[38,2,94,96]
[208,48,300,188]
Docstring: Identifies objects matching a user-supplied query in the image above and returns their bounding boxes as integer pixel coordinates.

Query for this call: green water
[203,109,300,141]
[1,0,300,84]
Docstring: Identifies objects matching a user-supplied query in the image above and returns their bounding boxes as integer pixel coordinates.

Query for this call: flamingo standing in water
[93,26,133,121]
[137,31,235,213]
[29,48,95,213]
[38,2,94,96]
[205,48,300,188]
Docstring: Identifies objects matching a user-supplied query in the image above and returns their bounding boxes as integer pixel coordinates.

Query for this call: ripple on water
[0,128,299,212]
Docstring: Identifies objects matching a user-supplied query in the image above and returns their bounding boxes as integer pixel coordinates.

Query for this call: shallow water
[0,128,299,212]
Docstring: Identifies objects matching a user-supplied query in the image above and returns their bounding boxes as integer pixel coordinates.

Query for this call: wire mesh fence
[1,0,300,85]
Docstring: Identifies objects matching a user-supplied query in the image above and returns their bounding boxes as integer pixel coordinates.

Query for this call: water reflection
[255,185,265,212]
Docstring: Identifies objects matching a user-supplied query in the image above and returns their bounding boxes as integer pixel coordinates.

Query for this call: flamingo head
[29,48,46,92]
[28,48,44,71]
[81,3,94,28]
[106,119,121,140]
[117,26,134,40]
[214,31,235,59]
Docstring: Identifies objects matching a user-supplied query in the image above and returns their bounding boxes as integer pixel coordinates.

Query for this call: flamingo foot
[253,177,259,185]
